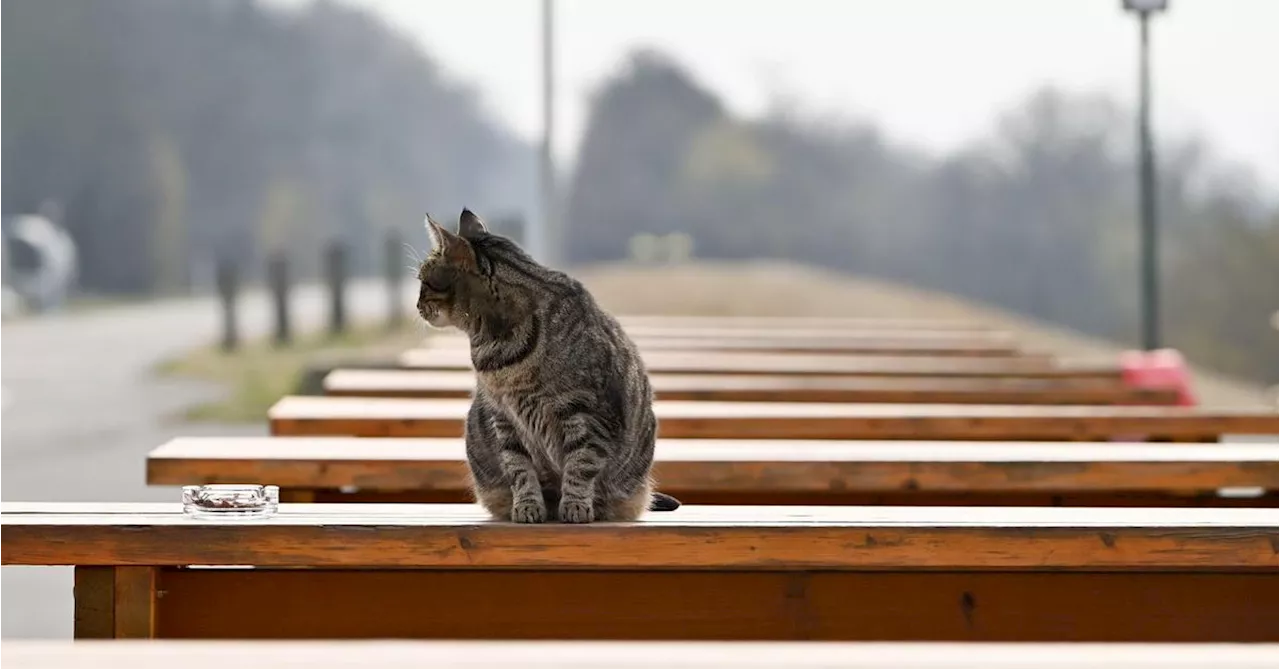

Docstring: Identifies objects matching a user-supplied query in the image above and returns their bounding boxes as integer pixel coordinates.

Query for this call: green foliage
[1165,209,1278,383]
[155,322,426,423]
[627,233,695,264]
[566,54,1278,385]
[2,0,534,294]
[565,51,724,261]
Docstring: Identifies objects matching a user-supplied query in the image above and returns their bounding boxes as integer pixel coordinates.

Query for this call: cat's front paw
[559,498,594,524]
[511,498,547,524]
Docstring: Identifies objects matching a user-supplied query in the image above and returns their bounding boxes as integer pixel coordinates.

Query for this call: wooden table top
[146,437,1280,494]
[422,334,1025,356]
[4,503,1275,570]
[6,641,1276,669]
[267,396,1279,440]
[574,325,1017,341]
[398,349,1118,380]
[611,315,998,331]
[323,369,1176,405]
[150,436,1280,463]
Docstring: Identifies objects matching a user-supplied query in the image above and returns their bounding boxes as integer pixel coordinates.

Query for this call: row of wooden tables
[4,314,1278,665]
[7,641,1277,668]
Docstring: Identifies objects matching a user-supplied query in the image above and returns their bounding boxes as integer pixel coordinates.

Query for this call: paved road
[1,278,417,638]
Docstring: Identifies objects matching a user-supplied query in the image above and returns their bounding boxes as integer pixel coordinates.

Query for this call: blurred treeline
[3,2,1275,383]
[2,0,536,293]
[567,52,1278,384]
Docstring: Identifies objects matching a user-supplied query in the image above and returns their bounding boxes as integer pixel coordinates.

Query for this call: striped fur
[416,209,670,523]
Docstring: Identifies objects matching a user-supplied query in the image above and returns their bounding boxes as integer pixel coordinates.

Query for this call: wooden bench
[420,333,1028,357]
[570,325,1017,342]
[612,315,1000,333]
[267,397,1277,441]
[398,350,1120,381]
[6,640,1278,669]
[147,437,1279,507]
[324,369,1177,405]
[3,503,1274,641]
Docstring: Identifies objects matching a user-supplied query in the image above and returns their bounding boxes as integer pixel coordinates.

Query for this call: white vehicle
[2,208,78,314]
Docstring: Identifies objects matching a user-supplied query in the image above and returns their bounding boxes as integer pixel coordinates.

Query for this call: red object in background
[1120,348,1197,407]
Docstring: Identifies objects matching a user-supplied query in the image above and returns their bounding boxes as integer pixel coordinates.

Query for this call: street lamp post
[535,0,556,266]
[1122,0,1168,351]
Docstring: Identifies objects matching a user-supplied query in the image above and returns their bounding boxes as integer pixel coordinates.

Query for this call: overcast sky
[281,0,1278,196]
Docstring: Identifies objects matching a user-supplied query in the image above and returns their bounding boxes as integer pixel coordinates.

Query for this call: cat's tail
[649,491,682,512]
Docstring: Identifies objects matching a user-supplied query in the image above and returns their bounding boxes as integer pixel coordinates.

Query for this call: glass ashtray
[182,484,279,519]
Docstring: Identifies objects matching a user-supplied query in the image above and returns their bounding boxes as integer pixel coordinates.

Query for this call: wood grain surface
[421,333,1026,357]
[145,437,1279,507]
[145,569,1277,641]
[561,326,1014,342]
[267,397,1277,440]
[610,315,999,332]
[323,369,1177,405]
[398,349,1120,380]
[4,503,1275,570]
[6,641,1278,669]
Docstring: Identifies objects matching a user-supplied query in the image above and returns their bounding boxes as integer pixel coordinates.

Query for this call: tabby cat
[416,209,679,523]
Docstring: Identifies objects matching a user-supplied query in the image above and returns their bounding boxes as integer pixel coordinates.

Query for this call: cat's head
[415,208,492,330]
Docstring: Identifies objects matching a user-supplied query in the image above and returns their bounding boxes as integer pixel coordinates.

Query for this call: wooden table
[147,437,1279,507]
[397,349,1120,381]
[268,397,1278,441]
[324,369,1176,405]
[3,503,1275,641]
[6,641,1277,669]
[611,315,999,332]
[569,325,1017,342]
[420,333,1028,357]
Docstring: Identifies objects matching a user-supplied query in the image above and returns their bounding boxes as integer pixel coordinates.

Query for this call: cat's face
[415,210,489,330]
[416,256,460,329]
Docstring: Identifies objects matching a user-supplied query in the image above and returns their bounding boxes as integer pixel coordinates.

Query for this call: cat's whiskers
[403,242,425,266]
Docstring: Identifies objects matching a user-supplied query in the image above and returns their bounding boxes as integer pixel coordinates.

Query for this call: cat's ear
[425,213,446,249]
[425,213,476,268]
[458,208,488,239]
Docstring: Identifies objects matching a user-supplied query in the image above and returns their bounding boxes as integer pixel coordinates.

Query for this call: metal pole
[0,228,8,291]
[215,259,239,352]
[1137,11,1160,351]
[325,240,348,337]
[535,0,556,266]
[384,230,404,330]
[267,252,292,346]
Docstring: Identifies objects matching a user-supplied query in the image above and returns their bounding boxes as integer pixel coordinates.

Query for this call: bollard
[215,259,239,352]
[324,240,348,336]
[267,252,292,346]
[384,231,404,329]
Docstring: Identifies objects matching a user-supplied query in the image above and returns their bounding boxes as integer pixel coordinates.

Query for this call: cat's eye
[423,277,450,293]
